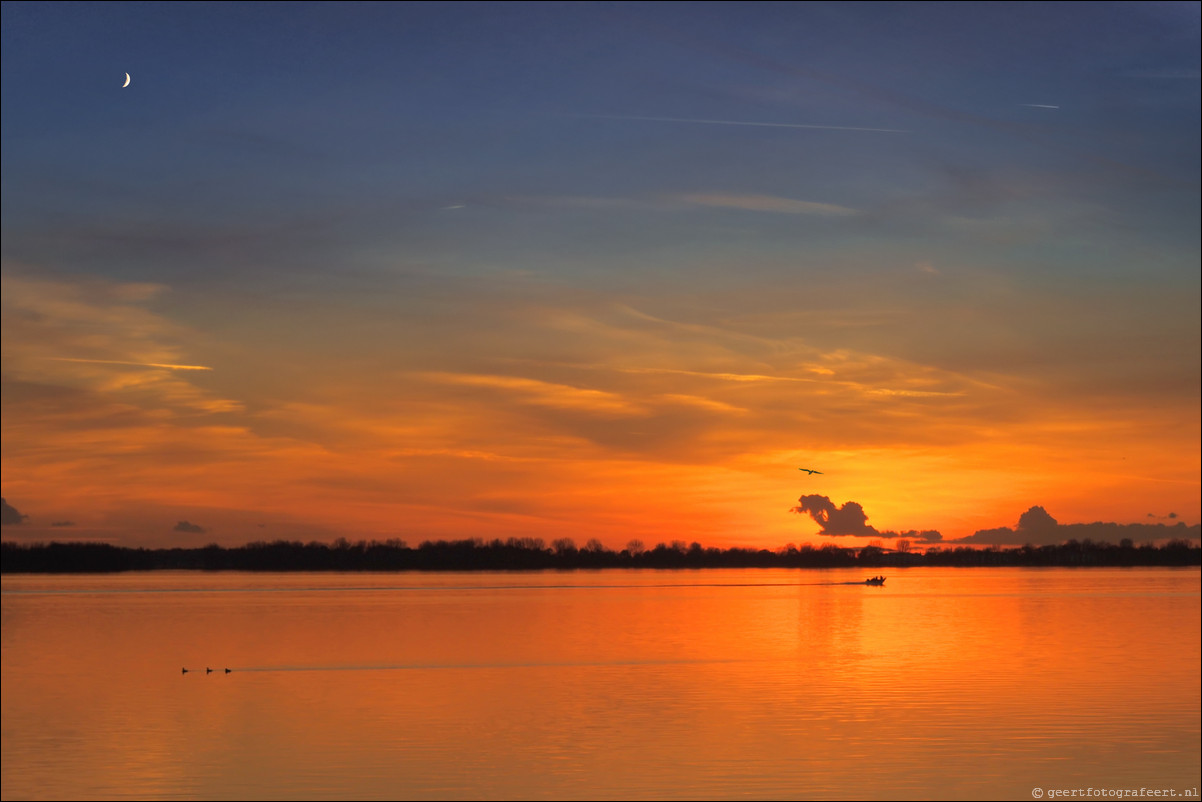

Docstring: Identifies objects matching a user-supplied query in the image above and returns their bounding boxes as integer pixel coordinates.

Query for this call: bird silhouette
[798,468,823,475]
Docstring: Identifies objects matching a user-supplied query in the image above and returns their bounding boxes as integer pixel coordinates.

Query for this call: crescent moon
[122,72,130,88]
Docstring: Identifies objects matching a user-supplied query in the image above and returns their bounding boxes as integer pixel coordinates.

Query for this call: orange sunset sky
[2,3,1199,549]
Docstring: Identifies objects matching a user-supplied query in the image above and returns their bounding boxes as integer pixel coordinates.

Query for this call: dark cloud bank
[173,521,207,534]
[2,498,29,526]
[794,496,1199,546]
[793,494,942,542]
[956,505,1199,547]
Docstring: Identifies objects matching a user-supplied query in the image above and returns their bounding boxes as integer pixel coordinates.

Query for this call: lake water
[2,567,1199,800]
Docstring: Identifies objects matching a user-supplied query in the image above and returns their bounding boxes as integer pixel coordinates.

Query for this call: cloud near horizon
[2,498,28,525]
[173,521,206,534]
[951,506,1201,547]
[792,494,943,542]
[792,497,1202,547]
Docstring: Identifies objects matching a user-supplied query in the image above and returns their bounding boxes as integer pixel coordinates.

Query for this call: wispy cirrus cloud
[507,192,857,217]
[569,113,909,134]
[416,372,642,415]
[655,393,746,414]
[669,193,859,217]
[49,357,213,371]
[2,268,237,415]
[519,303,988,403]
[614,365,823,384]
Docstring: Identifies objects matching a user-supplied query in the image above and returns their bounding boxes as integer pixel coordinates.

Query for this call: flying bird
[799,468,823,475]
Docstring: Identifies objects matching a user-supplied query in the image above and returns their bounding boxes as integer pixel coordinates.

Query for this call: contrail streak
[50,357,213,371]
[573,113,908,133]
[1019,104,1060,109]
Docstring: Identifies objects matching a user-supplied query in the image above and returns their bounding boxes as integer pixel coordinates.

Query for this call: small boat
[864,576,886,585]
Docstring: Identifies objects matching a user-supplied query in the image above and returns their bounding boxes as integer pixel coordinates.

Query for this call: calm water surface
[3,567,1199,800]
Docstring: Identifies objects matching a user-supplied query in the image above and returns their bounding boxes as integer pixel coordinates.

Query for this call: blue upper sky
[4,2,1198,287]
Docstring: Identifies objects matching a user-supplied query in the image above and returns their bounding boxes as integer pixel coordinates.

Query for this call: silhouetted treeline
[2,536,1199,573]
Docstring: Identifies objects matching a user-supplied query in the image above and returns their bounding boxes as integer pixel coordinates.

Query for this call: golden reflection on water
[2,568,1199,799]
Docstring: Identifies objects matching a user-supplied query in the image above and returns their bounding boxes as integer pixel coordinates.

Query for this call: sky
[2,1,1199,549]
